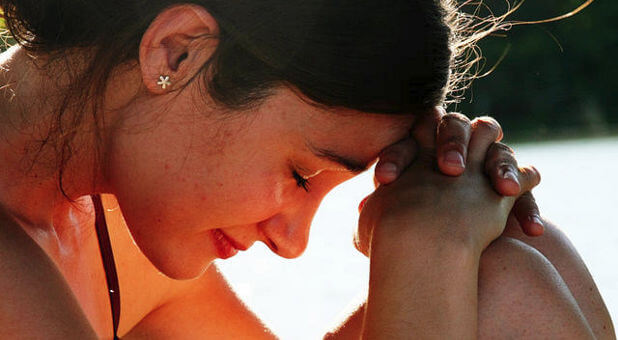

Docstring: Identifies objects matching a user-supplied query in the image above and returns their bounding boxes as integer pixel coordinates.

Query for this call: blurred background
[454,0,616,140]
[2,0,616,338]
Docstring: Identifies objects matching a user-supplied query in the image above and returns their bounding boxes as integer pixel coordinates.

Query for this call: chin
[135,237,215,280]
[148,251,213,280]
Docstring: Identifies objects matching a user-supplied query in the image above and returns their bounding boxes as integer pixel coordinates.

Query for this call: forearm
[362,228,480,339]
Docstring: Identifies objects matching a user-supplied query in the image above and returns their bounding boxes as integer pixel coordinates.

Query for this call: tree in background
[455,0,616,140]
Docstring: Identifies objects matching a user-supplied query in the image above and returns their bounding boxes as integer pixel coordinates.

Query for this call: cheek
[196,172,289,226]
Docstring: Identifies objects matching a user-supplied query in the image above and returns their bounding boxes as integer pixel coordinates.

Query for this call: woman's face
[106,86,415,279]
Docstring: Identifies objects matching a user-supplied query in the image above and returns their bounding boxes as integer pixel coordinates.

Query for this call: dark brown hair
[0,0,489,195]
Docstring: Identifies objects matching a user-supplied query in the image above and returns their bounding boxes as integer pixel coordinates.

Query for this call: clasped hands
[356,107,542,256]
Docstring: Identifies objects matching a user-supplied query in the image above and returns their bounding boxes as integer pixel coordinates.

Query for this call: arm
[327,221,609,340]
[325,249,481,340]
[357,113,497,338]
[327,110,597,339]
[363,230,480,338]
[331,111,593,339]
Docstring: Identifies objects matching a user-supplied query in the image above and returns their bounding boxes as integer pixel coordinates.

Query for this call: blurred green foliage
[0,2,613,140]
[1,14,16,50]
[453,0,616,140]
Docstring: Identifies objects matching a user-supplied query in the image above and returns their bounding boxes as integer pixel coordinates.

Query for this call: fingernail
[378,162,398,176]
[529,215,544,227]
[528,215,544,235]
[443,150,464,168]
[502,169,519,183]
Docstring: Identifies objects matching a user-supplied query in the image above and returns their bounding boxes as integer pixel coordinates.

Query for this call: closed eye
[292,170,310,192]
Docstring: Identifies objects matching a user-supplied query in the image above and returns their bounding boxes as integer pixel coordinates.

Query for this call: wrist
[364,219,481,339]
[369,214,483,262]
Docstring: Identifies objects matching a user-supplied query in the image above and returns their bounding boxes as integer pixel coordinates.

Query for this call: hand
[367,108,542,234]
[355,109,541,256]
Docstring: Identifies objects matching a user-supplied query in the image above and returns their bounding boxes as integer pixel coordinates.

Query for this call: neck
[0,45,142,230]
[0,46,94,229]
[0,46,195,336]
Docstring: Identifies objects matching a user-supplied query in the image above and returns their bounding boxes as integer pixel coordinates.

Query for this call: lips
[211,229,246,259]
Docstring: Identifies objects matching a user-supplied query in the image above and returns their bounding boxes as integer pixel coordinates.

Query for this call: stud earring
[157,75,171,89]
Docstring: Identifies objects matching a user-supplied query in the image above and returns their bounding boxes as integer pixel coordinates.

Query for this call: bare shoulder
[0,211,97,339]
[502,218,616,339]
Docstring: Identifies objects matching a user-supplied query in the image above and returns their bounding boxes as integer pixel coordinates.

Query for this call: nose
[257,174,345,259]
[258,204,320,259]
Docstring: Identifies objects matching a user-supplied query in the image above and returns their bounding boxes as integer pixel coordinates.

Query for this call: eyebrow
[306,142,371,174]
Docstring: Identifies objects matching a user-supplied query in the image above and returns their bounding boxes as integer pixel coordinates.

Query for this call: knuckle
[496,160,518,172]
[442,135,467,149]
[486,145,517,168]
[489,142,515,155]
[380,137,415,155]
[519,166,541,186]
[472,116,503,137]
[485,155,509,174]
[493,155,518,170]
[401,136,418,152]
[530,165,541,183]
[440,112,472,129]
[489,162,517,179]
[379,143,404,159]
[378,140,416,164]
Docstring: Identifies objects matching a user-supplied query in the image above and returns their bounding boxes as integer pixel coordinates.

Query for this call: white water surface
[217,137,618,339]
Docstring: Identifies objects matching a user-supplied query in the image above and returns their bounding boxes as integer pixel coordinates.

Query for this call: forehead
[307,109,413,157]
[260,87,416,163]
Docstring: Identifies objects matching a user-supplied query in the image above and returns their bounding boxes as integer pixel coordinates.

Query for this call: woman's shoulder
[0,209,98,339]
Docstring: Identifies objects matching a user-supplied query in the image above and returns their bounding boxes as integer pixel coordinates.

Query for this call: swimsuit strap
[92,194,121,340]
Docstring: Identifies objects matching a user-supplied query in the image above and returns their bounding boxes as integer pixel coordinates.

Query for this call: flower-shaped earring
[157,75,171,89]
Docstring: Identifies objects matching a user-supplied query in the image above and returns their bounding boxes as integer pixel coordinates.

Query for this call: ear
[139,4,219,94]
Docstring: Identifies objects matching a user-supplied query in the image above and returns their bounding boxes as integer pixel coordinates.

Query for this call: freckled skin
[0,7,611,338]
[106,86,415,279]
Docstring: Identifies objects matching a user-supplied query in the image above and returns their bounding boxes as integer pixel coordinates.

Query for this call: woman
[0,0,613,339]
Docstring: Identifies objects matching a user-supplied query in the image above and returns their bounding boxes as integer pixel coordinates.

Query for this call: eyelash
[292,170,311,192]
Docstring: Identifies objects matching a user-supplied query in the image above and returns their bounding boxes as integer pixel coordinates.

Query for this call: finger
[353,230,369,257]
[516,165,542,193]
[512,192,545,236]
[411,106,445,150]
[358,195,370,213]
[467,116,504,163]
[356,194,376,257]
[436,112,472,176]
[485,142,521,196]
[374,137,418,185]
